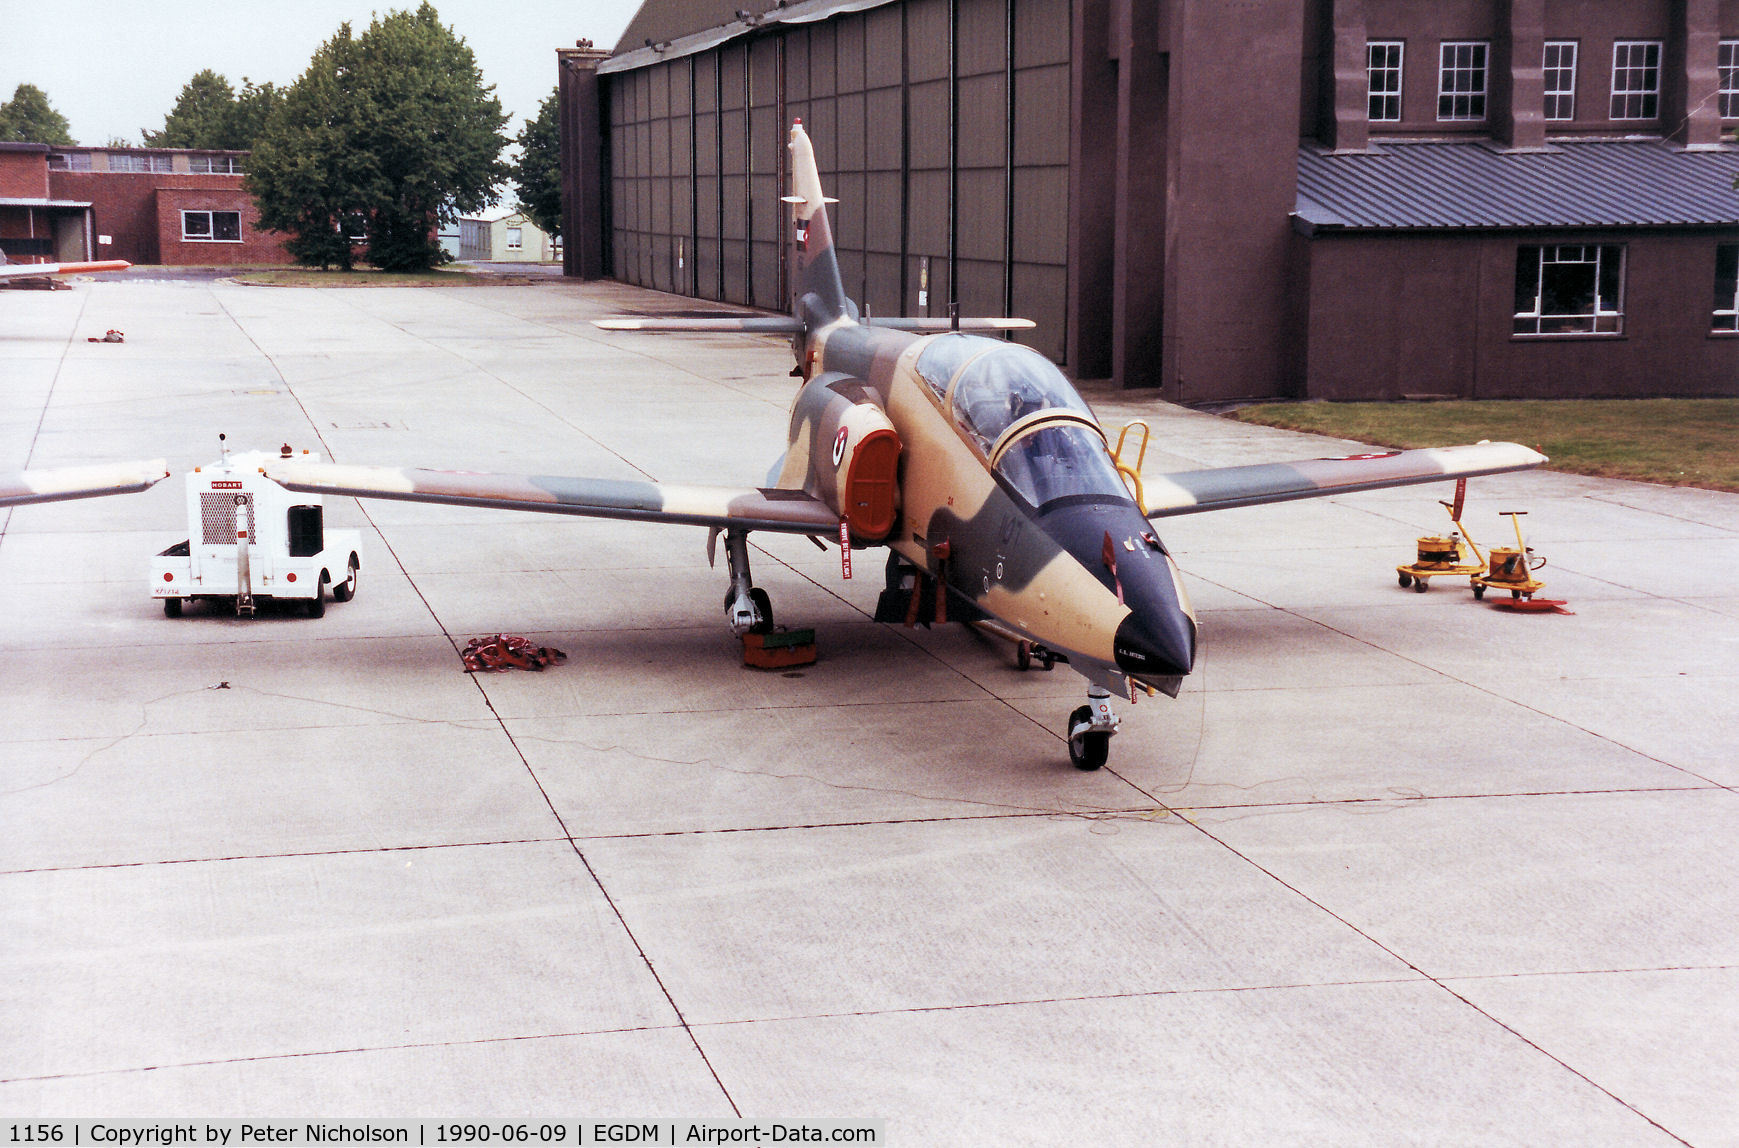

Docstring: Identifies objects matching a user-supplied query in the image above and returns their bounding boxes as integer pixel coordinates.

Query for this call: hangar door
[604,0,1072,363]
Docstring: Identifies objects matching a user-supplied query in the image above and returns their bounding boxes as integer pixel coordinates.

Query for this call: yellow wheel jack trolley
[1396,480,1486,594]
[1470,510,1547,602]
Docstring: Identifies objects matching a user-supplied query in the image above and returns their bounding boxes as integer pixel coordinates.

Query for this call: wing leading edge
[1144,442,1548,518]
[264,462,840,535]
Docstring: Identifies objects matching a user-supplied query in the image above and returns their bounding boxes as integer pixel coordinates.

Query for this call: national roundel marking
[832,426,849,466]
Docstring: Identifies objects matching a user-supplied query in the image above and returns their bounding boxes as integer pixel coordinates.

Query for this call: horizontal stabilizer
[1144,442,1548,518]
[864,317,1036,331]
[594,316,804,333]
[0,459,169,508]
[265,461,841,536]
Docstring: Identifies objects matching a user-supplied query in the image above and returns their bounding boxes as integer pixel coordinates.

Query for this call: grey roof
[1295,139,1739,232]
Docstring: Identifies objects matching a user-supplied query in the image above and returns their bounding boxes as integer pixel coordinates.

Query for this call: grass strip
[1230,399,1739,492]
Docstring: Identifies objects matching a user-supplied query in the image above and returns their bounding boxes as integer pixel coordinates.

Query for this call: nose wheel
[1066,687,1120,770]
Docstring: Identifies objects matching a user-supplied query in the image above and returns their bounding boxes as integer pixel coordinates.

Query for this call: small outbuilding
[458,207,557,262]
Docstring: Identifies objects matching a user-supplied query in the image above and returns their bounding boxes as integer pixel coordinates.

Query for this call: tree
[511,88,562,241]
[145,71,281,151]
[247,3,507,272]
[246,27,376,269]
[0,83,74,145]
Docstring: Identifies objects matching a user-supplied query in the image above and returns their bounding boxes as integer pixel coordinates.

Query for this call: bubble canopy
[913,336,1130,509]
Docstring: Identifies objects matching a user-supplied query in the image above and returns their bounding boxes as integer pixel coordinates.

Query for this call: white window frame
[505,226,524,250]
[180,210,243,243]
[1610,41,1662,120]
[189,155,243,175]
[1437,41,1489,121]
[1715,245,1739,333]
[1367,41,1404,122]
[1719,41,1739,120]
[1543,41,1578,121]
[1513,244,1625,337]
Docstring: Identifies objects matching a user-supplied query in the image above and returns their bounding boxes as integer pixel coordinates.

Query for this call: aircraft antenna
[949,302,960,332]
[218,432,228,463]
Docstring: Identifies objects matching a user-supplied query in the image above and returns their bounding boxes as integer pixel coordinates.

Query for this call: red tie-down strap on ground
[461,634,568,672]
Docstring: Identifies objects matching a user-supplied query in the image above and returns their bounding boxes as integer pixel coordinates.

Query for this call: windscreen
[949,346,1094,454]
[914,333,988,400]
[995,423,1131,509]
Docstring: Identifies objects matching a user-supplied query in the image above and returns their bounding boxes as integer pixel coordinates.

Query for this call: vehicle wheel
[163,597,182,618]
[1066,705,1108,770]
[1017,640,1033,671]
[748,587,774,634]
[332,555,358,602]
[1413,577,1428,593]
[1473,584,1486,600]
[1398,572,1412,588]
[1511,589,1522,600]
[306,581,326,618]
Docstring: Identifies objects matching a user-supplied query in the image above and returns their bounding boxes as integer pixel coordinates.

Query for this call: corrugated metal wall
[604,0,1071,362]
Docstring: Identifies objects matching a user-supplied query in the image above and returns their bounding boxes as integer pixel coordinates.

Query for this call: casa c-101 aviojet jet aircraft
[267,121,1546,769]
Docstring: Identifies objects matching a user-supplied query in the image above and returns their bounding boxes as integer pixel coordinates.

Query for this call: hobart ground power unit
[152,438,362,618]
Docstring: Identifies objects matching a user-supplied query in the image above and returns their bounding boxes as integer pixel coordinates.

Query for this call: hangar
[557,0,1739,402]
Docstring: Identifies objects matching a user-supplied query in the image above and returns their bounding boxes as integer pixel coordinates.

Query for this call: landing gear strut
[722,529,774,635]
[1066,686,1120,770]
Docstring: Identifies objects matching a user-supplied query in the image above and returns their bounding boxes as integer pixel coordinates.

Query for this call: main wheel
[306,580,326,618]
[747,587,774,634]
[332,554,359,602]
[1067,705,1109,770]
[163,597,182,618]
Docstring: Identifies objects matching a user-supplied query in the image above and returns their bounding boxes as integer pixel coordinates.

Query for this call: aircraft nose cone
[1114,607,1196,679]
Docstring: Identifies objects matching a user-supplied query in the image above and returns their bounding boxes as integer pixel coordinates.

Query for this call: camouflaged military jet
[267,121,1546,769]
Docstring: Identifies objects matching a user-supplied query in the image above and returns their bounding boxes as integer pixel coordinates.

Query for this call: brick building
[560,0,1739,401]
[0,143,289,268]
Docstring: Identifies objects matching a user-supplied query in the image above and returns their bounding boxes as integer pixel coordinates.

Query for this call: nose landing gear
[1067,686,1120,770]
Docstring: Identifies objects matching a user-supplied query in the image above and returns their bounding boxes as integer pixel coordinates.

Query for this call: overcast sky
[2,0,645,146]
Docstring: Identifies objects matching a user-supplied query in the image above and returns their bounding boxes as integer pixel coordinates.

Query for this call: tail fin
[784,121,854,326]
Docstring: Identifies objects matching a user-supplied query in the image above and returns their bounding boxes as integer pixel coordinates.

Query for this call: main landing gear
[721,529,774,635]
[1066,686,1120,770]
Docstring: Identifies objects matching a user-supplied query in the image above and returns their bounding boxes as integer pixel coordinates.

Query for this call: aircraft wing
[1144,442,1548,518]
[264,462,841,535]
[594,316,1033,333]
[0,260,131,282]
[0,459,169,507]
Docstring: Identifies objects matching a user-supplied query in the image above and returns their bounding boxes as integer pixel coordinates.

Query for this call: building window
[1544,42,1578,121]
[109,154,173,173]
[47,152,93,171]
[1720,42,1739,119]
[189,155,243,174]
[1610,41,1661,119]
[1368,42,1404,121]
[506,226,523,250]
[1437,42,1488,121]
[1514,245,1624,336]
[181,210,242,242]
[1715,246,1739,332]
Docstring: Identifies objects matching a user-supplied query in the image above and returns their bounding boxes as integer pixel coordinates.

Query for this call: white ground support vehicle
[152,439,362,618]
